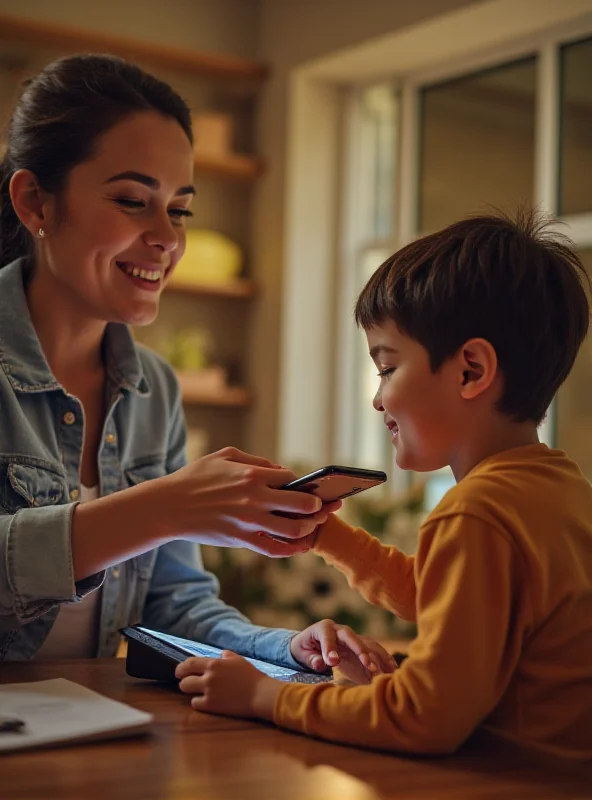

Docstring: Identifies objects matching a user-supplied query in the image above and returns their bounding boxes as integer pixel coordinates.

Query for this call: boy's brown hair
[355,209,590,424]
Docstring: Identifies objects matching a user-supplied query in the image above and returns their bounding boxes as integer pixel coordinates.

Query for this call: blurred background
[1,0,591,638]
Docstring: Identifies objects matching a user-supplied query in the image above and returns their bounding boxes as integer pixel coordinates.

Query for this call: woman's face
[38,110,195,327]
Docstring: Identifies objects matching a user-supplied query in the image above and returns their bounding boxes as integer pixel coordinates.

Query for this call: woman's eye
[115,197,145,210]
[377,367,395,379]
[168,208,194,222]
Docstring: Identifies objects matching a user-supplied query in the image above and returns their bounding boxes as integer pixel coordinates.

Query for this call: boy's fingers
[310,655,325,672]
[318,623,341,666]
[178,675,206,694]
[175,656,208,679]
[336,626,367,657]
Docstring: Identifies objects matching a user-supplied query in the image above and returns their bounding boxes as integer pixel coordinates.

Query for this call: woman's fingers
[214,447,288,471]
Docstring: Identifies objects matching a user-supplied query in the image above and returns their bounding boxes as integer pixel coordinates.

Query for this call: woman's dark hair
[0,53,193,266]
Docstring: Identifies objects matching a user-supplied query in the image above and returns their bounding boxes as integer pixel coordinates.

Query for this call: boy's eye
[377,367,395,379]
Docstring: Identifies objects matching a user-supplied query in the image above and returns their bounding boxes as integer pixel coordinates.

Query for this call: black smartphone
[281,465,387,503]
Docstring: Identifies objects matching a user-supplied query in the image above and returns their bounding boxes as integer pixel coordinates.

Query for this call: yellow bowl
[172,229,243,285]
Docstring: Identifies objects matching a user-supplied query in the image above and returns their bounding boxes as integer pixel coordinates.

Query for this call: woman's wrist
[71,480,174,581]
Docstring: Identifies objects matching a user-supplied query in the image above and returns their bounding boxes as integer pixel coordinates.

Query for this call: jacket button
[63,411,76,425]
[105,433,116,445]
[112,567,120,579]
[70,488,80,501]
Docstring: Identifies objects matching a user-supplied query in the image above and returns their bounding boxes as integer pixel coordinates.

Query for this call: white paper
[0,678,152,753]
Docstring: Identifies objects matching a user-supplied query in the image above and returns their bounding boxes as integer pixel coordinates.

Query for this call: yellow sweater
[274,445,592,759]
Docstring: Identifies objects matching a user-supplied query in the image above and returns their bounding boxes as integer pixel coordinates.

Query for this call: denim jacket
[0,258,300,666]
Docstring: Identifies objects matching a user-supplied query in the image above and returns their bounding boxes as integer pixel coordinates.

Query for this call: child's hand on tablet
[290,620,396,684]
[176,651,281,721]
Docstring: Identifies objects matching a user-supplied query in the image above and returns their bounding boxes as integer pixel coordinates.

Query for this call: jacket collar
[0,258,149,395]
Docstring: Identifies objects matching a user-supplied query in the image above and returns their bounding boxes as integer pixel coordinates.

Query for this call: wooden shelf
[166,278,257,300]
[194,153,265,181]
[0,13,269,81]
[176,372,252,408]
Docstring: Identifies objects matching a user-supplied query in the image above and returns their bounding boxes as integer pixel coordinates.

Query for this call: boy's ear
[457,338,498,400]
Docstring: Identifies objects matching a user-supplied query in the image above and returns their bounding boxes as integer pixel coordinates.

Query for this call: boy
[175,210,592,760]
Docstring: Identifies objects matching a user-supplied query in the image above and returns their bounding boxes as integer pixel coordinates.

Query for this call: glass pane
[556,249,592,479]
[359,85,398,240]
[559,38,592,215]
[419,58,537,232]
[353,248,392,470]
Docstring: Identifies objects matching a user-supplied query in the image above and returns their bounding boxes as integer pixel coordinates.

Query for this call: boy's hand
[176,652,282,721]
[290,619,396,684]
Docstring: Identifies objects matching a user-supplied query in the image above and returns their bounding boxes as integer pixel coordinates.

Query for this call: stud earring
[38,228,46,239]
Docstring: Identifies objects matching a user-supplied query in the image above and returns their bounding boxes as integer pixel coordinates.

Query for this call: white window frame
[278,0,592,480]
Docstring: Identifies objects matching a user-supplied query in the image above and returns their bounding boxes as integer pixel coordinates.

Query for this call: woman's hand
[157,447,341,557]
[290,619,396,684]
[176,651,282,721]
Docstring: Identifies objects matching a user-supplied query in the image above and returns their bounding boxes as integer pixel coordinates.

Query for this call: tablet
[121,625,332,684]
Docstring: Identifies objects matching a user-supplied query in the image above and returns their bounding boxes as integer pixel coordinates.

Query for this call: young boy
[175,210,592,760]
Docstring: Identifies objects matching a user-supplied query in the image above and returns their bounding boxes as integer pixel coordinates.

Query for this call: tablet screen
[136,626,309,680]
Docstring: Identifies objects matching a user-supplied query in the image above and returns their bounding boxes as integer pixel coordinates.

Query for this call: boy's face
[367,320,465,473]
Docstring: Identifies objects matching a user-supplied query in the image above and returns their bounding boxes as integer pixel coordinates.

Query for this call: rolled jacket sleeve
[0,503,104,631]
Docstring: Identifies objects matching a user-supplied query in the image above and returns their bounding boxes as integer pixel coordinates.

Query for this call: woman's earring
[38,228,46,239]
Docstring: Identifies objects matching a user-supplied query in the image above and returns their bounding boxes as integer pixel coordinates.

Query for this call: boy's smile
[366,320,463,474]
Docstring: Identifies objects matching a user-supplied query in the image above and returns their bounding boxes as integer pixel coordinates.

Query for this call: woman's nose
[144,216,178,253]
[373,391,384,412]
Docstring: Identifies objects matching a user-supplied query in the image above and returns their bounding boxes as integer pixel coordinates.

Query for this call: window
[419,58,537,233]
[559,38,592,216]
[338,85,403,485]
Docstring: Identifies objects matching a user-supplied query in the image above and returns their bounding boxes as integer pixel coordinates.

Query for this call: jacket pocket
[0,461,65,514]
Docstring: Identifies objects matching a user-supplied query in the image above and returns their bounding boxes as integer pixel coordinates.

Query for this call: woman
[0,54,391,679]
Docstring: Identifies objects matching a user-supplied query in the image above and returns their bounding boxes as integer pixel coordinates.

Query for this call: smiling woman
[0,54,367,673]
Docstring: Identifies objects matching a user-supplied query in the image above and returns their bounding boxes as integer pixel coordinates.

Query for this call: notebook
[0,678,152,753]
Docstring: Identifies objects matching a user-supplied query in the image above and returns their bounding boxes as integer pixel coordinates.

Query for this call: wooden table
[1,659,591,799]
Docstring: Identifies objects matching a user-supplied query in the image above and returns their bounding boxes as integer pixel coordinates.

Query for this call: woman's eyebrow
[105,170,196,196]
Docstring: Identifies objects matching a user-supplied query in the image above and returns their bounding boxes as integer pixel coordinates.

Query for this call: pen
[0,716,26,733]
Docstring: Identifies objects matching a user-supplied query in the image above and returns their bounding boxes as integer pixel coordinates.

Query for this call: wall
[0,0,260,58]
[249,0,478,458]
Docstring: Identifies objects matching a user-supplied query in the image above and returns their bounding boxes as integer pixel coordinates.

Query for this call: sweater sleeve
[275,513,526,754]
[313,514,416,621]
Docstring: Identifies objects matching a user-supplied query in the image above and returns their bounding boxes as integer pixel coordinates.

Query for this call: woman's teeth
[117,262,162,282]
